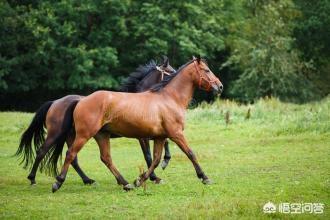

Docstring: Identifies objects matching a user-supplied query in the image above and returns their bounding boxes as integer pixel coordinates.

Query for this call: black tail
[16,101,53,170]
[39,100,79,176]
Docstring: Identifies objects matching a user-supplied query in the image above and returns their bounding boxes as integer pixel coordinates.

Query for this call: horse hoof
[161,160,169,170]
[123,184,135,191]
[30,180,36,186]
[52,182,61,193]
[84,179,96,185]
[27,176,36,185]
[202,178,213,185]
[153,178,164,184]
[134,178,141,187]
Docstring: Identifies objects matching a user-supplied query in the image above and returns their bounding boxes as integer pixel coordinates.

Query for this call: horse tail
[41,100,79,176]
[16,101,53,170]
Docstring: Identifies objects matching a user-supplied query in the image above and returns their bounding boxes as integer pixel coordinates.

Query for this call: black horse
[16,57,175,185]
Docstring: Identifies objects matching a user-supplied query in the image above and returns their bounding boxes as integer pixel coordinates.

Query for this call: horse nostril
[219,84,223,91]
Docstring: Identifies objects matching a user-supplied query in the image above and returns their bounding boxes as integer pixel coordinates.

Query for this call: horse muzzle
[212,83,223,95]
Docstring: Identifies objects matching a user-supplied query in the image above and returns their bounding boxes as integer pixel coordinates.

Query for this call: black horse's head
[120,56,176,93]
[158,56,176,76]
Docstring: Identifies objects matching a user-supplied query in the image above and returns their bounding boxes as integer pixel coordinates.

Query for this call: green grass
[0,97,329,219]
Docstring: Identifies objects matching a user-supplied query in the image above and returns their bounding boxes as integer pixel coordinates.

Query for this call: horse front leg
[170,133,211,184]
[134,138,165,187]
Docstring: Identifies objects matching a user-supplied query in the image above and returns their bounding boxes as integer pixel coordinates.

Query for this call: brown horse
[52,56,223,192]
[16,58,175,185]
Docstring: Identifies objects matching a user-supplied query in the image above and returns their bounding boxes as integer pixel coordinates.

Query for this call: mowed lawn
[0,98,329,219]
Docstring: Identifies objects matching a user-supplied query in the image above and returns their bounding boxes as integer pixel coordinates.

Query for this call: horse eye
[205,69,210,73]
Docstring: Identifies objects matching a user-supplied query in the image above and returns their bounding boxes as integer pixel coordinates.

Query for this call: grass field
[0,97,329,219]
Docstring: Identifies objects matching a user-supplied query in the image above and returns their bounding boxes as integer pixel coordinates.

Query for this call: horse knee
[100,155,111,165]
[100,155,106,163]
[65,137,87,163]
[65,151,76,162]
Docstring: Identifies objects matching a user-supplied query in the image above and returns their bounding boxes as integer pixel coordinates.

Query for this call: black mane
[119,60,158,92]
[150,59,202,92]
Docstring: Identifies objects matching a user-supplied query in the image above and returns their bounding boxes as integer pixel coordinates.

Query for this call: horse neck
[136,71,161,92]
[162,69,195,109]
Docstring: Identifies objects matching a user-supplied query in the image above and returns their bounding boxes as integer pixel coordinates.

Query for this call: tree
[294,0,330,97]
[0,0,227,110]
[223,0,319,102]
[1,0,122,94]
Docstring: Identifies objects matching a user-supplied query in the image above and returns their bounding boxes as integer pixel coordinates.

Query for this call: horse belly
[103,94,165,138]
[105,118,164,138]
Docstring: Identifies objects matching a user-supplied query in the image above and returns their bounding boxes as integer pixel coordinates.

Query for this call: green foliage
[294,0,330,60]
[0,0,226,96]
[0,0,329,107]
[191,96,330,135]
[294,0,330,96]
[0,0,122,92]
[223,0,319,102]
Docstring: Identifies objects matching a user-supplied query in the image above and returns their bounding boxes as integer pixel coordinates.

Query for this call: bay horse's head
[191,56,223,94]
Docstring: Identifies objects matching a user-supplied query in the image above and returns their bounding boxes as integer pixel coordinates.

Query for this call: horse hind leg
[66,130,95,185]
[134,138,165,187]
[94,132,134,191]
[27,133,58,185]
[139,138,162,184]
[52,136,88,193]
[161,139,171,170]
[170,133,211,185]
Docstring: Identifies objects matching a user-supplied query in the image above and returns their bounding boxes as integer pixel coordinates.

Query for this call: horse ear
[162,55,169,67]
[192,56,196,60]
